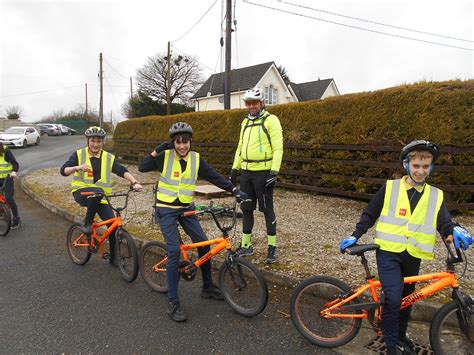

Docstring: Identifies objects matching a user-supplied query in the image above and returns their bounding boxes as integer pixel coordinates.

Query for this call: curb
[20,177,440,323]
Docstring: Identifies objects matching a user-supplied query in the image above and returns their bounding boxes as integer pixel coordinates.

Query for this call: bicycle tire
[289,275,362,347]
[66,223,92,265]
[429,298,473,355]
[115,230,139,282]
[139,241,169,293]
[218,256,268,317]
[0,202,11,236]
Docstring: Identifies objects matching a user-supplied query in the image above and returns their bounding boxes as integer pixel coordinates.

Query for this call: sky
[0,0,472,123]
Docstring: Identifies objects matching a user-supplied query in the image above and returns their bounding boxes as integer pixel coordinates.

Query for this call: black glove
[265,171,278,189]
[154,141,173,154]
[232,188,249,203]
[229,169,238,185]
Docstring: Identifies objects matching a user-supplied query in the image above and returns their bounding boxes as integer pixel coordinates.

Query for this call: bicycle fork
[452,288,474,341]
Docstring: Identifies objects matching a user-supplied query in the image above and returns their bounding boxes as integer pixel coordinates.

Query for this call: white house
[191,61,340,112]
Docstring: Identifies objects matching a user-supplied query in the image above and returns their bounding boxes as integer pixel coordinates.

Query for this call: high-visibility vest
[71,148,115,199]
[374,179,443,260]
[0,147,13,178]
[156,149,199,205]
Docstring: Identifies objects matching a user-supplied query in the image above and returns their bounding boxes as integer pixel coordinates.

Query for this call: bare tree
[136,53,203,106]
[5,105,23,120]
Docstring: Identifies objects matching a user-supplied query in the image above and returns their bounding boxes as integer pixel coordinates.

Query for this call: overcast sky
[0,0,472,123]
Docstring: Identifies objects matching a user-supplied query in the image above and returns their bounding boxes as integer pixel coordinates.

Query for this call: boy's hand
[229,169,238,185]
[453,226,472,251]
[339,236,357,253]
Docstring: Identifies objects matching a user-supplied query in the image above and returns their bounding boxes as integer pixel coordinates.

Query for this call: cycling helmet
[243,88,265,102]
[169,122,193,138]
[400,140,440,163]
[84,126,106,138]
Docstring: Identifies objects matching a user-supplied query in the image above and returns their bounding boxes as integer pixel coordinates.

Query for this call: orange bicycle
[139,200,268,317]
[289,236,473,354]
[0,178,12,236]
[66,188,139,282]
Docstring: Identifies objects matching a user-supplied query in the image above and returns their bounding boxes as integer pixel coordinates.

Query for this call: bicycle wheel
[429,299,473,355]
[0,202,12,236]
[66,223,91,265]
[139,241,169,293]
[218,256,268,317]
[115,230,139,282]
[289,275,362,347]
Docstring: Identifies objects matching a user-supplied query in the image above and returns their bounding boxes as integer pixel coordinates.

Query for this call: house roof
[192,62,275,99]
[290,79,334,101]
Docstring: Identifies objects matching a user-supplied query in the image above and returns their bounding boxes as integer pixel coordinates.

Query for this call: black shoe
[386,345,403,355]
[398,335,416,355]
[265,245,277,264]
[11,218,21,229]
[201,284,224,300]
[167,301,187,322]
[82,223,93,236]
[235,245,254,257]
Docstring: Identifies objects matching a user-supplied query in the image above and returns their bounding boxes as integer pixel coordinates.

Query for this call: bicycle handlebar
[181,200,238,233]
[80,187,136,212]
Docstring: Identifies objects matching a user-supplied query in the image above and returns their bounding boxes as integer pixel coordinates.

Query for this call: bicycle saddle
[346,244,380,256]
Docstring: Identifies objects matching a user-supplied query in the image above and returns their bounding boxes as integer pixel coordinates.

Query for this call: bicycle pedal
[101,252,111,260]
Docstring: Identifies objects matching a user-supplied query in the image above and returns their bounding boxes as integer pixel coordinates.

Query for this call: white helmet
[243,88,265,102]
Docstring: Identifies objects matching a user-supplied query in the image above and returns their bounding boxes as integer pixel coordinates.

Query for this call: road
[0,135,430,353]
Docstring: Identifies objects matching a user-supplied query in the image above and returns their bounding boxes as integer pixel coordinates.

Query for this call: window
[264,85,278,105]
[218,96,224,103]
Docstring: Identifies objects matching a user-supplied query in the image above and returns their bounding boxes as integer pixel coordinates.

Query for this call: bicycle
[289,236,473,354]
[139,200,268,317]
[66,188,139,282]
[0,177,13,236]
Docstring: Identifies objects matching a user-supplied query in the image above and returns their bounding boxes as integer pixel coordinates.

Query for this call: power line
[0,85,83,98]
[171,44,216,72]
[104,76,121,120]
[243,1,473,51]
[172,0,218,43]
[104,58,130,79]
[279,0,473,43]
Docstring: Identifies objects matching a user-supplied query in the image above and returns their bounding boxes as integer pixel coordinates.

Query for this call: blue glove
[453,226,472,251]
[339,236,357,253]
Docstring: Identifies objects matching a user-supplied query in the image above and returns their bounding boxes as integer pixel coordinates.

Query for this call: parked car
[0,126,40,148]
[66,127,77,135]
[37,123,61,136]
[57,124,69,135]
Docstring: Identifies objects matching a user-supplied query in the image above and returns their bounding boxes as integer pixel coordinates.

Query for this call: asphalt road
[0,135,429,353]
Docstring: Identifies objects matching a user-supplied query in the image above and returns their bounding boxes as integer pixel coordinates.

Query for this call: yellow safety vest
[0,147,13,178]
[374,179,443,260]
[71,148,115,200]
[156,149,200,205]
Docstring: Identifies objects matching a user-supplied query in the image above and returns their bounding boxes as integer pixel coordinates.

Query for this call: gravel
[24,166,473,298]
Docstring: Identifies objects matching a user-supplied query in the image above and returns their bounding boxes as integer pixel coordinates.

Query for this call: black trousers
[239,170,276,236]
[0,177,19,219]
[73,187,116,258]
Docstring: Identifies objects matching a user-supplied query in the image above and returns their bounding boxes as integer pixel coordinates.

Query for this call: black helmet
[84,126,106,138]
[169,122,193,138]
[400,140,440,163]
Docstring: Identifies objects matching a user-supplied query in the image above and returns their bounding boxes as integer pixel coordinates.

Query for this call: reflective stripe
[408,237,435,253]
[159,176,179,186]
[157,186,178,197]
[0,163,11,167]
[378,215,407,226]
[408,223,436,235]
[179,189,194,196]
[375,231,407,244]
[424,187,438,227]
[387,179,401,217]
[181,152,197,185]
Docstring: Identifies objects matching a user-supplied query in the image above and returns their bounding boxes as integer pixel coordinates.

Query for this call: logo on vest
[399,208,407,216]
[173,171,180,178]
[87,168,93,177]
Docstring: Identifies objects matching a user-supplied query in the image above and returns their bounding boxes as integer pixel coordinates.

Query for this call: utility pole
[130,76,133,100]
[166,41,171,115]
[99,52,104,128]
[85,83,89,127]
[224,0,232,109]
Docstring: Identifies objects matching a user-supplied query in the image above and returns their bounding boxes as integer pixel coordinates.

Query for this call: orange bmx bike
[289,236,473,354]
[139,200,268,317]
[66,188,139,282]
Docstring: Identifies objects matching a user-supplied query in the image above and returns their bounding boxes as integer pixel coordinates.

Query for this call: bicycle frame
[72,216,123,248]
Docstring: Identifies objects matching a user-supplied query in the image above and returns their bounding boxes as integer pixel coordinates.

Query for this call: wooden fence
[113,138,474,212]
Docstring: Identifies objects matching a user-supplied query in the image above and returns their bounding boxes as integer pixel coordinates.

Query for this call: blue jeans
[156,206,213,303]
[376,249,421,347]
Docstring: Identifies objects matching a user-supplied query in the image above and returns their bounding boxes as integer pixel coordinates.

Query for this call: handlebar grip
[182,210,198,217]
[80,191,96,196]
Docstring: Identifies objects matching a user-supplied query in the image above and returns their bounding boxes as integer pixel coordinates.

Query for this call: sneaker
[201,284,224,300]
[386,346,403,355]
[398,335,416,355]
[235,245,254,257]
[265,245,277,264]
[11,218,21,229]
[82,223,93,236]
[167,301,187,322]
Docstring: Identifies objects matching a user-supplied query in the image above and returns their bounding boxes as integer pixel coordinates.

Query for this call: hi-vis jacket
[0,147,13,178]
[374,179,443,260]
[71,148,115,198]
[156,149,200,204]
[232,110,283,172]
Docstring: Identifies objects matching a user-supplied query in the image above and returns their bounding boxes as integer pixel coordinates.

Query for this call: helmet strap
[404,158,429,187]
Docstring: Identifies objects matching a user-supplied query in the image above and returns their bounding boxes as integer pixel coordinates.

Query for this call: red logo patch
[87,169,93,177]
[399,208,407,216]
[173,171,180,178]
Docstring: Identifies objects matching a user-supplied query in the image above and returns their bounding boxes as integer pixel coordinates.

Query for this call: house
[191,61,339,112]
